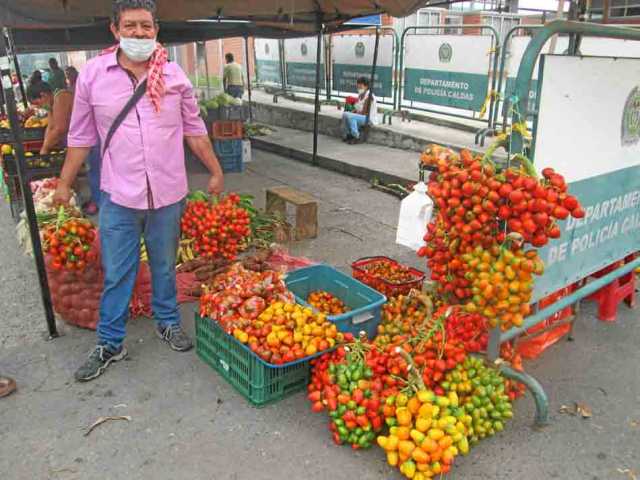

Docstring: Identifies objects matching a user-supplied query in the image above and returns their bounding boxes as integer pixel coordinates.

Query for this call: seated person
[341,76,379,144]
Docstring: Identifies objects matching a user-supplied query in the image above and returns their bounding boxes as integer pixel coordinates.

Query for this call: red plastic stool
[587,255,637,322]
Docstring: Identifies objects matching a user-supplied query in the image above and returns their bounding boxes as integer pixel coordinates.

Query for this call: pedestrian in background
[223,53,244,99]
[47,58,67,91]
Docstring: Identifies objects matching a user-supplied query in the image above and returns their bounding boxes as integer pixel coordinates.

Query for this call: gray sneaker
[74,345,127,382]
[156,324,193,352]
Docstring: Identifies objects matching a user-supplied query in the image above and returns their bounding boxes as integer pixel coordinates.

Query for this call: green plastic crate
[195,313,310,407]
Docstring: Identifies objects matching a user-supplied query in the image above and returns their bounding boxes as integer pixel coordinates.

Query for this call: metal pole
[6,30,27,109]
[325,33,332,101]
[201,42,211,98]
[244,36,253,122]
[362,26,380,142]
[312,16,323,166]
[0,28,58,339]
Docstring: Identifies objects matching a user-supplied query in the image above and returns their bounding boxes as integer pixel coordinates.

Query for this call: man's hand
[207,174,224,196]
[53,182,72,206]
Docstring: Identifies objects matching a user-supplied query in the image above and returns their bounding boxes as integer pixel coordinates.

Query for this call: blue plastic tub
[285,264,386,340]
[213,139,244,173]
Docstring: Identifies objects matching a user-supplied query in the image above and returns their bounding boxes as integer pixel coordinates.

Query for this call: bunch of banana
[176,238,196,265]
[140,238,148,262]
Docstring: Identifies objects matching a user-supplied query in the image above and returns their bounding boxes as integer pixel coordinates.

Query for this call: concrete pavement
[1,151,639,480]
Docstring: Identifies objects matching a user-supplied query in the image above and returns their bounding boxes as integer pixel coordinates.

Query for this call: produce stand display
[2,7,640,479]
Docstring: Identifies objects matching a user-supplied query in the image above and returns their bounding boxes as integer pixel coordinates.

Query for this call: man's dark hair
[27,81,53,101]
[225,53,234,63]
[49,57,59,69]
[356,76,370,87]
[112,0,157,25]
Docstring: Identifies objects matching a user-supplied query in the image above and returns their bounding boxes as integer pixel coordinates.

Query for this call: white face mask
[119,37,156,62]
[357,87,366,95]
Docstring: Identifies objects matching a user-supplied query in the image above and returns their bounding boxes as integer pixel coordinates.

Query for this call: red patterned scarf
[101,42,168,112]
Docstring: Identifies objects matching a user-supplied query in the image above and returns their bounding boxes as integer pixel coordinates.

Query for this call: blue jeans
[87,144,101,205]
[342,112,367,139]
[226,85,244,98]
[97,193,184,350]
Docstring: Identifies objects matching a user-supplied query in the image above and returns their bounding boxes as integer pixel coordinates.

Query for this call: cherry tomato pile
[353,258,424,297]
[461,243,544,330]
[440,357,513,446]
[41,218,98,271]
[181,193,251,261]
[199,263,294,332]
[376,292,434,346]
[307,290,350,315]
[234,301,344,364]
[377,389,469,479]
[498,165,585,247]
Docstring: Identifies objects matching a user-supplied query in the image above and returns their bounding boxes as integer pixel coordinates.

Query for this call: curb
[250,137,416,185]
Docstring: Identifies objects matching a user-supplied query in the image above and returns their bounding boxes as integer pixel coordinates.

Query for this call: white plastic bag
[396,182,433,251]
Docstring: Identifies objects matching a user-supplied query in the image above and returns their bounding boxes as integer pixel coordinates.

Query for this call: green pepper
[337,405,347,416]
[351,368,363,382]
[385,417,397,427]
[358,434,369,448]
[338,426,348,438]
[363,367,373,379]
[347,400,357,410]
[333,418,344,427]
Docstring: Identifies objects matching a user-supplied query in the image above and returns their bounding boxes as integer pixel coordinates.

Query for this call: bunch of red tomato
[443,307,489,354]
[497,166,585,247]
[308,340,409,449]
[181,193,251,260]
[42,218,98,271]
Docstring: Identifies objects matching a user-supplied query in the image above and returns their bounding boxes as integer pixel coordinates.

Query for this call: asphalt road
[0,151,638,480]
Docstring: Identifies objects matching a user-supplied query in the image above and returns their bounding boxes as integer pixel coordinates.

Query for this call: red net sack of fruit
[264,246,317,272]
[46,231,103,330]
[516,286,575,359]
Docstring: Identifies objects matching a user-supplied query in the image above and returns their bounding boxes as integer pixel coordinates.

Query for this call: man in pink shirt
[54,0,224,382]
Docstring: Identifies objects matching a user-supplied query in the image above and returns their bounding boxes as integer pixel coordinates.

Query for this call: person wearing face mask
[53,0,224,382]
[27,81,73,155]
[341,76,379,145]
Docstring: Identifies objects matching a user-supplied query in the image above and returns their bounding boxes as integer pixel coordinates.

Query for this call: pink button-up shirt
[67,51,207,210]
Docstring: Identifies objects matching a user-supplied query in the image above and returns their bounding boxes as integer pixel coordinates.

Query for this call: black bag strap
[102,78,148,157]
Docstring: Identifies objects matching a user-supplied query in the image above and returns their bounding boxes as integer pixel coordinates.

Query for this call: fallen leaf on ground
[630,420,639,428]
[84,415,132,437]
[558,402,592,418]
[576,402,592,418]
[617,468,637,480]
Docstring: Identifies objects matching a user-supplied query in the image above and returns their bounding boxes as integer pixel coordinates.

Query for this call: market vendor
[53,0,224,382]
[27,81,73,155]
[341,76,379,144]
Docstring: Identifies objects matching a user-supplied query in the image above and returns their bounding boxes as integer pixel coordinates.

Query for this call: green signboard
[256,59,281,84]
[286,62,325,89]
[534,165,640,300]
[332,64,393,97]
[403,69,489,111]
